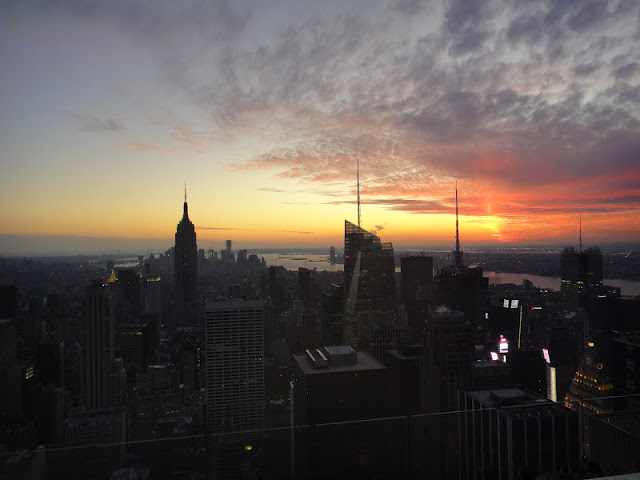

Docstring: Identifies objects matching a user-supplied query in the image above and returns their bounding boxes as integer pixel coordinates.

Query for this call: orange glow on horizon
[2,207,639,248]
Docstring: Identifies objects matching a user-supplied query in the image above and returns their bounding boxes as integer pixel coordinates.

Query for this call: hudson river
[260,253,640,297]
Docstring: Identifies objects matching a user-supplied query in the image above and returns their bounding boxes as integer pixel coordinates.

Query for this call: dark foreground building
[459,387,580,479]
[291,346,405,479]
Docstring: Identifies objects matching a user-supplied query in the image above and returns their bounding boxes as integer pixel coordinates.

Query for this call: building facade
[205,299,264,437]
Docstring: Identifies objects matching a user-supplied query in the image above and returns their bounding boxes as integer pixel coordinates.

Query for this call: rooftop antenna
[455,181,464,268]
[182,182,189,219]
[357,158,361,228]
[579,212,582,252]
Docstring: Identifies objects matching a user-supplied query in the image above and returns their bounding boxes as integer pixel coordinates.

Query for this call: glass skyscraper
[343,220,397,356]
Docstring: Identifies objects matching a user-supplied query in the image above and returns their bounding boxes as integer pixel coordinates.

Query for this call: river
[484,272,640,297]
[259,254,640,296]
[260,253,344,272]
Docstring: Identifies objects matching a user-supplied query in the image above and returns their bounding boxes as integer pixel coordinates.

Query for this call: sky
[1,0,639,254]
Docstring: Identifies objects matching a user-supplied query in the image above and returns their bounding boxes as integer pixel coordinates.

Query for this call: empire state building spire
[183,183,190,219]
[175,189,198,329]
[454,181,464,269]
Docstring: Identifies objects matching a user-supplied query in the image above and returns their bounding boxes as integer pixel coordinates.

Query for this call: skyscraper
[565,345,613,415]
[401,256,434,340]
[175,193,198,329]
[205,299,264,436]
[423,309,473,413]
[0,317,19,367]
[221,239,234,262]
[435,185,488,346]
[83,284,115,408]
[561,246,603,313]
[343,220,397,357]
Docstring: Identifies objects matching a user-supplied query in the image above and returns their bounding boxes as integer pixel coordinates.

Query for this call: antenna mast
[579,212,582,252]
[455,181,463,268]
[357,158,361,228]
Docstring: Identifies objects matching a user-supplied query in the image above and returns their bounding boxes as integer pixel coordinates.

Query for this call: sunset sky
[1,0,639,254]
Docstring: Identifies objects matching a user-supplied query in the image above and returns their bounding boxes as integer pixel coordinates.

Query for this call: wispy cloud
[258,187,286,193]
[198,226,257,231]
[64,111,125,132]
[121,142,173,153]
[168,124,206,154]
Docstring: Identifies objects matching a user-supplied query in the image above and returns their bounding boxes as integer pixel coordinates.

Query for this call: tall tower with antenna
[454,182,464,269]
[357,158,361,228]
[579,212,582,253]
[560,213,603,313]
[175,184,198,329]
[342,159,398,358]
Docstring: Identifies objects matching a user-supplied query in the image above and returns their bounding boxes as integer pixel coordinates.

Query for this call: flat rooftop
[466,387,547,408]
[324,345,354,356]
[465,387,572,419]
[294,351,385,375]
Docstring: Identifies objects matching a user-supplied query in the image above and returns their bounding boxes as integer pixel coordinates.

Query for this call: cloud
[613,62,639,81]
[506,13,543,45]
[392,0,427,16]
[121,142,172,153]
[574,62,600,77]
[168,124,206,154]
[197,226,257,231]
[121,124,207,154]
[64,111,125,132]
[199,227,315,235]
[258,187,286,193]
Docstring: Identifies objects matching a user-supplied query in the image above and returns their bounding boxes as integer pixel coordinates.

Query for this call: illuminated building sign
[499,335,509,354]
[490,352,499,361]
[503,299,520,309]
[548,366,557,402]
[542,348,550,364]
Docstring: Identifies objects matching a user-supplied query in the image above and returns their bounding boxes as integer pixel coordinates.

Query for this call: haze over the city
[2,0,639,254]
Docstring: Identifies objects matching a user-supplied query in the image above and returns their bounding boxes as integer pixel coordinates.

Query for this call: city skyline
[2,0,640,254]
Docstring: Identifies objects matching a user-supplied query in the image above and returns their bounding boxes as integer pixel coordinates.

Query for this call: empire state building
[175,193,198,329]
